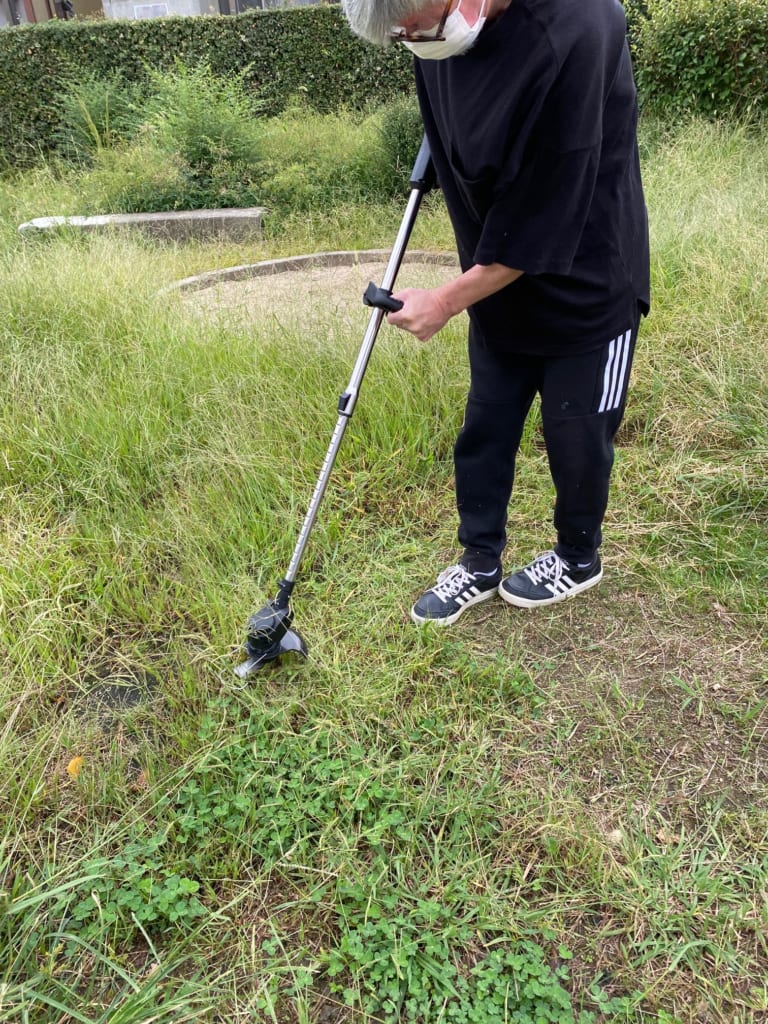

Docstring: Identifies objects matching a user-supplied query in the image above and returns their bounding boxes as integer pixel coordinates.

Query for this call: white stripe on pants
[598,330,632,413]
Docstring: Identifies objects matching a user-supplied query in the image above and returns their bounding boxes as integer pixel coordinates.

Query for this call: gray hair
[342,0,430,47]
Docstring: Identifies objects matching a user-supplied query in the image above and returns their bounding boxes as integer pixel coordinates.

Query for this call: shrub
[623,0,649,20]
[54,72,145,160]
[47,77,425,217]
[245,101,395,212]
[621,0,650,61]
[77,139,194,215]
[141,62,264,171]
[76,134,268,216]
[636,0,768,118]
[0,8,413,167]
[66,62,268,214]
[377,94,425,195]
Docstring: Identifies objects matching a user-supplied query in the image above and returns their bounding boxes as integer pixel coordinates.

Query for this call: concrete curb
[18,207,267,243]
[164,249,459,294]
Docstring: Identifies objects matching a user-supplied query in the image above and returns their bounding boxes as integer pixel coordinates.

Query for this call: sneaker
[411,562,502,626]
[498,550,602,609]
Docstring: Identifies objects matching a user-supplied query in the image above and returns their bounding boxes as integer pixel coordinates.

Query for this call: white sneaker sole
[498,569,603,609]
[410,586,498,626]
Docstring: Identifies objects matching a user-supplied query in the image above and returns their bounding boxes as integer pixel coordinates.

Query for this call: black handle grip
[410,136,436,192]
[363,282,404,313]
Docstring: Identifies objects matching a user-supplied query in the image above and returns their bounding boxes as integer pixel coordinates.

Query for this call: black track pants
[454,312,640,567]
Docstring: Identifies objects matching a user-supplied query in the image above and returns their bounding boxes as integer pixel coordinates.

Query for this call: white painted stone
[19,208,267,243]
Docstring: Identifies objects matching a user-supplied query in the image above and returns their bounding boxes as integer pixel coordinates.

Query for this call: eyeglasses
[389,0,453,43]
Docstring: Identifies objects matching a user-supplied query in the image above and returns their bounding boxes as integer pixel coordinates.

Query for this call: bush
[0,7,413,167]
[5,1,766,170]
[54,72,146,161]
[71,64,268,214]
[69,89,412,216]
[254,102,382,210]
[636,0,768,118]
[61,62,268,215]
[377,94,425,195]
[77,140,195,215]
[621,0,650,61]
[141,62,264,172]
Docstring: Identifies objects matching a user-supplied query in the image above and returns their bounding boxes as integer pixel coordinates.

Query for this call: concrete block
[18,207,267,243]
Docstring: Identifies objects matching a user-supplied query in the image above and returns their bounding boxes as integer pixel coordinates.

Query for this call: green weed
[0,114,765,1023]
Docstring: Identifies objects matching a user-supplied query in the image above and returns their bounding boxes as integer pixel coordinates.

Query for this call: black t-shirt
[414,0,651,355]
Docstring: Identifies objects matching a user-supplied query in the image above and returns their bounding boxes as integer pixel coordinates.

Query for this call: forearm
[388,261,524,342]
[436,262,524,317]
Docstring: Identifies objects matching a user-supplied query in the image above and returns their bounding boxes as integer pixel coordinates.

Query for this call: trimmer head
[235,138,435,679]
[234,588,307,679]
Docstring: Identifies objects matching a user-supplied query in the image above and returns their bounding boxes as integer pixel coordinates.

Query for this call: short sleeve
[473,19,614,275]
[474,143,600,274]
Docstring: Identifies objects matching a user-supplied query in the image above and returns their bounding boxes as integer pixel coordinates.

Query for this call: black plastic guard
[234,628,307,679]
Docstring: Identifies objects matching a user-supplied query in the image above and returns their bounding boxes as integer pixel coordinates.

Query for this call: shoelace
[432,564,474,602]
[523,550,567,585]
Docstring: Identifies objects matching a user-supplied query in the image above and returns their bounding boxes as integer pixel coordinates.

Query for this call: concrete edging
[164,249,459,294]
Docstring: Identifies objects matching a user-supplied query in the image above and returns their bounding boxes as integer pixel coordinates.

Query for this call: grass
[0,115,766,1023]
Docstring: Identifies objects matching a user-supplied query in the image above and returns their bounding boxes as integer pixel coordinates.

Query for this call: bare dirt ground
[178,256,458,339]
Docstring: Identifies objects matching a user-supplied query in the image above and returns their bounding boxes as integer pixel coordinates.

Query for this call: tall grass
[0,116,766,1023]
[1,65,423,223]
[627,119,768,609]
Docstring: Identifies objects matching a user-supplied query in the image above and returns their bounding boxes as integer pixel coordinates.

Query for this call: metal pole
[283,183,426,584]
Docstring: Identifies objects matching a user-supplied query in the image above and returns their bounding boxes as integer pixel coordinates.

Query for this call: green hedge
[2,0,767,166]
[0,6,413,166]
[636,0,768,117]
[622,0,650,57]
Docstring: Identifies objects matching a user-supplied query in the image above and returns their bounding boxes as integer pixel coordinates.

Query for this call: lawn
[0,115,766,1023]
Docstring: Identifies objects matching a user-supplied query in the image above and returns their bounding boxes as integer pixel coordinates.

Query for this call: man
[342,0,650,625]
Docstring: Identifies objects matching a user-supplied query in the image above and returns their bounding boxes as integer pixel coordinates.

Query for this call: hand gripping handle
[362,282,404,313]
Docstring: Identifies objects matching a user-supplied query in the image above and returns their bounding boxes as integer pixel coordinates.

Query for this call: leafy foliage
[37,702,496,944]
[325,893,613,1024]
[621,0,650,61]
[377,94,426,195]
[41,70,420,215]
[0,7,413,166]
[69,842,205,939]
[141,62,264,172]
[76,140,197,215]
[26,699,629,1020]
[2,1,768,167]
[637,0,768,118]
[54,71,146,159]
[252,99,399,211]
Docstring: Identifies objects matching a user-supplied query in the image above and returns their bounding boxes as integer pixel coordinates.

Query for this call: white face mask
[402,0,488,60]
